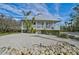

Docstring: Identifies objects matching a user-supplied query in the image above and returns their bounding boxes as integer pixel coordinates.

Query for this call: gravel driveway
[0,33,79,49]
[0,33,79,55]
[0,33,58,49]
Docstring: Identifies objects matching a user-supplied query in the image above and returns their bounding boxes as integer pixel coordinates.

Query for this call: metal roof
[34,14,60,21]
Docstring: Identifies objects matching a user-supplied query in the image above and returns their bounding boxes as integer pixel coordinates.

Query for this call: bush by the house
[31,28,36,33]
[74,37,79,40]
[68,35,75,39]
[41,30,60,35]
[58,33,69,39]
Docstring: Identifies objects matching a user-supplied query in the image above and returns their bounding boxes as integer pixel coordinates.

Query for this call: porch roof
[34,14,61,22]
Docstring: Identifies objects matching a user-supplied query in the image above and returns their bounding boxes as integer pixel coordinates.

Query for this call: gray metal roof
[34,14,60,21]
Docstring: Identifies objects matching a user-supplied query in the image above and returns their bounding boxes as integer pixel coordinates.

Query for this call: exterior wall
[21,20,60,33]
[54,22,60,30]
[33,21,60,30]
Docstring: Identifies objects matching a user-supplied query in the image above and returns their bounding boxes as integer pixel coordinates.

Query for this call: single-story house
[21,14,61,33]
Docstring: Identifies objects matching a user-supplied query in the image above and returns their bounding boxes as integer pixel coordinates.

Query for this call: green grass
[0,32,16,36]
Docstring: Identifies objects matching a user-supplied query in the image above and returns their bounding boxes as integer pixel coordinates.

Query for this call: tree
[22,10,41,33]
[64,4,79,32]
[0,14,21,33]
[24,14,36,33]
[70,4,79,31]
[23,11,32,33]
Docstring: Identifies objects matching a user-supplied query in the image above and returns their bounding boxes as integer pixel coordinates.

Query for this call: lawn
[0,32,16,36]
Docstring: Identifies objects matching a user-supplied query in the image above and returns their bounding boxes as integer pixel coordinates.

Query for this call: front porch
[33,20,60,30]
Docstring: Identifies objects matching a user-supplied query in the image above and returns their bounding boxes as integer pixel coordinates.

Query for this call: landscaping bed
[0,41,79,55]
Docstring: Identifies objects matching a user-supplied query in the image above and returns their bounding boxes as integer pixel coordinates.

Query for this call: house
[21,14,61,33]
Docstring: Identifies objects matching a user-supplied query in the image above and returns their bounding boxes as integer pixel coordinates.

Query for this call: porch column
[36,21,37,30]
[53,22,55,30]
[36,21,38,34]
[21,20,24,33]
[44,21,46,29]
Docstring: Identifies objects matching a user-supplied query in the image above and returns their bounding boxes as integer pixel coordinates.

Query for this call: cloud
[54,3,60,14]
[30,3,58,20]
[0,3,59,20]
[0,4,22,16]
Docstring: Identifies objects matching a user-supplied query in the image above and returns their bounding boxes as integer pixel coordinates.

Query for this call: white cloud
[29,3,58,19]
[0,4,22,16]
[0,3,60,20]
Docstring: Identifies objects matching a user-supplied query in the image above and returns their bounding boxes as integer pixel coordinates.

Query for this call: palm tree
[30,13,42,33]
[23,11,41,33]
[21,10,32,33]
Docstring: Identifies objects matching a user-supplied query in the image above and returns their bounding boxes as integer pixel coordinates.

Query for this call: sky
[0,3,77,24]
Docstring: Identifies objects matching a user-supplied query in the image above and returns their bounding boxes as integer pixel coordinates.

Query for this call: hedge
[38,30,60,35]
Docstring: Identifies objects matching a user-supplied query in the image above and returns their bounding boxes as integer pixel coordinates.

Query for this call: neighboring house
[21,14,61,33]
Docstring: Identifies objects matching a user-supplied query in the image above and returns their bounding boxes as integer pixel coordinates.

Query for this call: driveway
[0,33,79,49]
[0,33,58,49]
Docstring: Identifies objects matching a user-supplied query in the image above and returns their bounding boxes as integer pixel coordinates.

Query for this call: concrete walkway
[0,33,79,49]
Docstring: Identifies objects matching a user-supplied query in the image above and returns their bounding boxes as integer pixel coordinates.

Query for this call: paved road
[0,33,79,49]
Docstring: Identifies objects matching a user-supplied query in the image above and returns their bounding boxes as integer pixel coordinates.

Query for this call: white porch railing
[33,25,54,30]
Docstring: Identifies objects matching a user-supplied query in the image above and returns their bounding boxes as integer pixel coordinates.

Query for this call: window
[51,27,54,29]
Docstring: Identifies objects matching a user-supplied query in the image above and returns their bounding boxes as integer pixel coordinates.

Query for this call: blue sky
[0,3,77,23]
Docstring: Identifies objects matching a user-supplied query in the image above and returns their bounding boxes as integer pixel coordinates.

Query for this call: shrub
[74,37,79,40]
[68,35,75,39]
[41,30,60,35]
[58,33,68,38]
[32,29,36,33]
[31,28,36,33]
